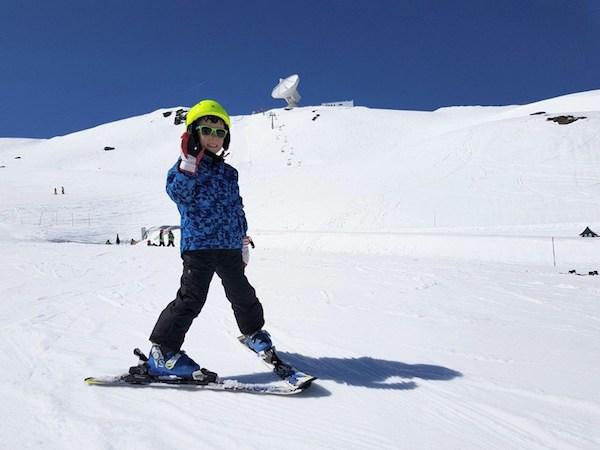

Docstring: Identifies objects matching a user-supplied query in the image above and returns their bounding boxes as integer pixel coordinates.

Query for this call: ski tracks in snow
[2,242,600,448]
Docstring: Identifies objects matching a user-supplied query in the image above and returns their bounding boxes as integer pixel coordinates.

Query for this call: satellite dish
[271,74,301,108]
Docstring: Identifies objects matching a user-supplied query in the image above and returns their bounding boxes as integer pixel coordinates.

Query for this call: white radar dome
[271,74,301,108]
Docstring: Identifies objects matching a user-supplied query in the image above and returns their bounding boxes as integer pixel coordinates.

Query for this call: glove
[179,131,203,174]
[242,236,254,266]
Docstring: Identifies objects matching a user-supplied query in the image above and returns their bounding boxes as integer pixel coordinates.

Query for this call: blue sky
[1,0,599,138]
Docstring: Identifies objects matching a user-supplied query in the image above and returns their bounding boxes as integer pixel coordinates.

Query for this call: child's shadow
[282,352,462,389]
[227,352,462,397]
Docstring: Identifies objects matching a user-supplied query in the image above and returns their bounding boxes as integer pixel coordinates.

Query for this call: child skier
[147,99,271,380]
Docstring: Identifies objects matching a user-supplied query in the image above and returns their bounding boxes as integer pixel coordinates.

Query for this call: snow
[1,90,599,449]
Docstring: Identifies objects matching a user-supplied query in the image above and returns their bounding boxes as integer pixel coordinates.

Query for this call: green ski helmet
[185,99,231,150]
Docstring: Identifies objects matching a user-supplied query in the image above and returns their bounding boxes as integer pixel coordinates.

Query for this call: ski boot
[145,344,217,382]
[243,329,273,353]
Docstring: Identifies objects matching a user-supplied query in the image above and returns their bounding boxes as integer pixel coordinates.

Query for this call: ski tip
[84,377,97,385]
[296,378,317,390]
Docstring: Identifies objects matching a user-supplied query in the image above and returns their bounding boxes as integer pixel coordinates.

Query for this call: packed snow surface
[1,90,599,449]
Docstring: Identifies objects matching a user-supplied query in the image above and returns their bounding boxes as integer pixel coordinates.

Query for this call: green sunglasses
[196,125,228,138]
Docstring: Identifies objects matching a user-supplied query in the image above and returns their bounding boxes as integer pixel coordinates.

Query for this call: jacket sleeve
[239,195,248,236]
[233,168,249,235]
[166,160,198,208]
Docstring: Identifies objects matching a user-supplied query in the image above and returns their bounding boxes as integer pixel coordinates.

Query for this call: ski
[84,374,304,395]
[237,335,316,389]
[84,348,308,395]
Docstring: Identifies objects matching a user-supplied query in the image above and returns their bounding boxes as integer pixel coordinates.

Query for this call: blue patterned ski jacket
[166,152,248,253]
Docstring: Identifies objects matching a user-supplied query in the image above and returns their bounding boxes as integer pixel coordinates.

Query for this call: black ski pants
[149,249,264,351]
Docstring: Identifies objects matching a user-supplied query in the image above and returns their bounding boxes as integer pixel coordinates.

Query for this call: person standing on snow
[167,229,175,247]
[146,99,271,380]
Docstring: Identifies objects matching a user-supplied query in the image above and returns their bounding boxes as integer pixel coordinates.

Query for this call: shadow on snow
[225,352,462,397]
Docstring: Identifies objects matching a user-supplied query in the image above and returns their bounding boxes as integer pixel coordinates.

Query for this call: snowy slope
[1,90,599,449]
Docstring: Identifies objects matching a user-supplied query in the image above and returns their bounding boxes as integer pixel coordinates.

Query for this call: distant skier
[158,229,165,247]
[61,186,65,195]
[146,99,270,380]
[116,234,120,245]
[167,229,175,247]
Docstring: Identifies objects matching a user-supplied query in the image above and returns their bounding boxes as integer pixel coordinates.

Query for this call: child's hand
[179,132,203,174]
[242,236,254,266]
